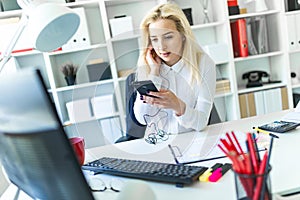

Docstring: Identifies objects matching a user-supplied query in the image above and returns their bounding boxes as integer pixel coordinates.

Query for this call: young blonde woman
[133,3,216,142]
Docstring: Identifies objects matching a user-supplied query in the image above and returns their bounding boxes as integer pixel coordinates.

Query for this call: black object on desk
[83,157,208,187]
[258,121,300,133]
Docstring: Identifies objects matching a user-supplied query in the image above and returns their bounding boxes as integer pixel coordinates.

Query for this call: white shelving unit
[0,0,295,147]
[284,4,300,106]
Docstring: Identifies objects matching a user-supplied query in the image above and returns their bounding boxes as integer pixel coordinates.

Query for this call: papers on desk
[174,131,266,164]
[281,102,300,123]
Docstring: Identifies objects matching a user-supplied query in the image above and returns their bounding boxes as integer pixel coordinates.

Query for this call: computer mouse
[117,180,156,200]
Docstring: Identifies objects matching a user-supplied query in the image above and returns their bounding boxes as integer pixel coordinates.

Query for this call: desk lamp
[0,0,80,73]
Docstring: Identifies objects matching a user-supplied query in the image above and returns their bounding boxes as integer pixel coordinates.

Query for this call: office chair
[0,163,9,195]
[208,103,221,125]
[115,73,146,143]
[115,73,221,143]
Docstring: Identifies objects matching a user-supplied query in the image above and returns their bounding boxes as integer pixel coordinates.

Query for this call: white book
[66,99,92,123]
[263,88,282,114]
[256,16,269,54]
[295,13,300,49]
[254,90,265,116]
[287,15,297,51]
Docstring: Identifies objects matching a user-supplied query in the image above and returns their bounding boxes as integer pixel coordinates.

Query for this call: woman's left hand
[142,89,186,116]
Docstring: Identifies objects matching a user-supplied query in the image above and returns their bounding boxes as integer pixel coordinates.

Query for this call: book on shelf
[230,19,249,57]
[216,79,231,93]
[216,86,231,93]
[250,16,269,54]
[239,87,289,118]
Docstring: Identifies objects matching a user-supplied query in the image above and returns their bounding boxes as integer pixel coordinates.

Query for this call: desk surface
[2,110,300,200]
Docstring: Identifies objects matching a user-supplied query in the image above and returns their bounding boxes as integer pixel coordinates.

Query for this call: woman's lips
[160,52,170,57]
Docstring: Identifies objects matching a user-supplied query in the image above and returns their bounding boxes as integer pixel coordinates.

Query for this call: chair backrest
[125,73,146,139]
[0,163,9,196]
[208,104,221,125]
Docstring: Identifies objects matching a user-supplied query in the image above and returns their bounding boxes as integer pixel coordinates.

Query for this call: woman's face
[149,19,184,66]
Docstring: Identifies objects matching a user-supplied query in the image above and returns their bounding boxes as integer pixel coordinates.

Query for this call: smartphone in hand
[132,80,159,98]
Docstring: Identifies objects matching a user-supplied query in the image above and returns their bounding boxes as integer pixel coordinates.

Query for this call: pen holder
[233,166,272,200]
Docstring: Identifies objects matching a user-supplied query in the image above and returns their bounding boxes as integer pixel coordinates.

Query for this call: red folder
[230,19,248,57]
[227,0,238,7]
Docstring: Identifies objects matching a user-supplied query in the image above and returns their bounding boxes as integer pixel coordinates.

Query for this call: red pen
[220,138,233,151]
[218,143,241,172]
[231,131,245,156]
[226,132,239,153]
[253,151,268,200]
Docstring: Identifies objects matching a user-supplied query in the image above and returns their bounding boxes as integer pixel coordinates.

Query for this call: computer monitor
[0,69,94,200]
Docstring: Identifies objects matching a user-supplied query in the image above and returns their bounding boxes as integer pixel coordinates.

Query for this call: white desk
[2,110,300,200]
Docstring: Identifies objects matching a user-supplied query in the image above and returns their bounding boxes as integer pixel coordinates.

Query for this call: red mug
[69,137,85,166]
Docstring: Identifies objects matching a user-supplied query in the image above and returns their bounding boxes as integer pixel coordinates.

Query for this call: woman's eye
[150,38,158,42]
[164,35,173,40]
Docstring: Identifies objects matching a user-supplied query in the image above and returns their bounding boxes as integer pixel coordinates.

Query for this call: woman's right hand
[146,46,161,76]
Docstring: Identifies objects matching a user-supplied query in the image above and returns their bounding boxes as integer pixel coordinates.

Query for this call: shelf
[65,0,100,8]
[56,79,114,92]
[229,9,280,20]
[63,112,120,126]
[234,51,283,62]
[117,77,127,82]
[238,83,287,94]
[292,83,300,89]
[288,48,300,54]
[215,91,234,99]
[110,33,140,42]
[0,9,21,18]
[47,44,107,56]
[105,0,153,6]
[216,61,229,65]
[191,21,225,30]
[285,10,300,16]
[12,50,41,57]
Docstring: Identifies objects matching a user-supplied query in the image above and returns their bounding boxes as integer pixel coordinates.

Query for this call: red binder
[230,19,248,57]
[227,0,238,7]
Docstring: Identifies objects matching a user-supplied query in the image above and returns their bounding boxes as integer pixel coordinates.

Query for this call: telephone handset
[242,70,269,88]
[150,49,158,59]
[148,48,163,65]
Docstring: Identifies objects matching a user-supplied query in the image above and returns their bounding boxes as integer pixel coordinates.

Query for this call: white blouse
[134,52,216,135]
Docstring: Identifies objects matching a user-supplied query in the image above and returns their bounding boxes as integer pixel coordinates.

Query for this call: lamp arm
[0,14,29,74]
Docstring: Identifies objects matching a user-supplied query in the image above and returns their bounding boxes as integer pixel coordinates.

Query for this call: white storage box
[109,16,133,37]
[66,99,92,123]
[62,7,91,50]
[91,95,115,118]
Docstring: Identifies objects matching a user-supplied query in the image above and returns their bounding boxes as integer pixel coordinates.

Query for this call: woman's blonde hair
[136,3,202,83]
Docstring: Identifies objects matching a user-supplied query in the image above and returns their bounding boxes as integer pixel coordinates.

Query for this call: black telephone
[242,70,269,88]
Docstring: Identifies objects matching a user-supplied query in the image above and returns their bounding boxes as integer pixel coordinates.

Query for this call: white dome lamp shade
[26,3,80,52]
[0,0,80,73]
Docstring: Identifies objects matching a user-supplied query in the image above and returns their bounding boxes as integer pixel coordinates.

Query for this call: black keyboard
[82,157,207,185]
